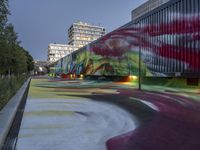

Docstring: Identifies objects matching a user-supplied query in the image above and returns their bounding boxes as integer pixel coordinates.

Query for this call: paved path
[15,78,200,150]
[16,79,137,150]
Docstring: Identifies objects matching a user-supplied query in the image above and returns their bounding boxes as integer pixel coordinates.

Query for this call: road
[16,77,200,150]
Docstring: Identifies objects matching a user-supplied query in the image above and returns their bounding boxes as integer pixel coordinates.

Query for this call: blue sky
[8,0,147,61]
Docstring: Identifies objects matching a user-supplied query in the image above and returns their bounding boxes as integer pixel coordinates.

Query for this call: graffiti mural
[54,1,200,77]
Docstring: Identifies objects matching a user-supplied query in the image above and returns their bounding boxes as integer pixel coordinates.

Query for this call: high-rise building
[47,21,105,63]
[68,21,106,48]
[47,43,78,63]
[131,0,170,20]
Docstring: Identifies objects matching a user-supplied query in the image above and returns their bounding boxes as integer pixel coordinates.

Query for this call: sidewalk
[14,78,200,150]
[15,78,137,150]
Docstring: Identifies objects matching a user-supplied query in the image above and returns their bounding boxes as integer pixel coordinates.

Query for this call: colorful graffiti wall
[54,0,200,77]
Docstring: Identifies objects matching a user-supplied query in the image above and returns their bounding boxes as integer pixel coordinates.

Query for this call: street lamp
[138,22,142,90]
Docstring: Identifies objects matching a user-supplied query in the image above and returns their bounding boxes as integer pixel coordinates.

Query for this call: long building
[68,21,106,48]
[132,0,200,77]
[53,0,200,78]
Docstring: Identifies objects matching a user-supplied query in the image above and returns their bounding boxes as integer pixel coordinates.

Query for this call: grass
[0,75,27,110]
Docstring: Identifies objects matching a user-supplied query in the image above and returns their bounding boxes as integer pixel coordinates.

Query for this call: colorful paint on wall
[54,1,200,77]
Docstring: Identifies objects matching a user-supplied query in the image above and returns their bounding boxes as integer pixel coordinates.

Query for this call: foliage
[0,0,9,33]
[0,74,27,110]
[0,0,34,110]
[0,0,34,75]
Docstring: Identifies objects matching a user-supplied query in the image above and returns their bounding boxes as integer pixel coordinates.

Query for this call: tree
[0,0,34,75]
[3,24,20,74]
[0,0,9,74]
[25,51,34,72]
[0,0,9,34]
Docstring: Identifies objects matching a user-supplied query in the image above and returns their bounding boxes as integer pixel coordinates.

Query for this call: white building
[47,43,78,63]
[68,21,106,48]
[47,21,105,63]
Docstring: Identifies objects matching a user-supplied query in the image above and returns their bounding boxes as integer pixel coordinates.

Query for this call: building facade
[133,0,200,77]
[53,0,200,78]
[47,43,78,63]
[132,0,170,20]
[68,21,106,48]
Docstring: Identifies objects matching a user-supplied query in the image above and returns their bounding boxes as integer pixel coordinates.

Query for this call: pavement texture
[16,77,200,150]
[16,78,137,150]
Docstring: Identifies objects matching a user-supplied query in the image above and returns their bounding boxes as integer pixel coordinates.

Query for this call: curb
[0,78,31,149]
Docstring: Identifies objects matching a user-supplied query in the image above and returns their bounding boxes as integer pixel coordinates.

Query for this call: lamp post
[138,22,142,90]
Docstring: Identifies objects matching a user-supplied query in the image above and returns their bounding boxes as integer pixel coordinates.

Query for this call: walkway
[16,78,137,150]
[15,77,200,150]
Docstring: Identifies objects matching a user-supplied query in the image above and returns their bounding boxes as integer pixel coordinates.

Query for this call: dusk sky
[8,0,147,61]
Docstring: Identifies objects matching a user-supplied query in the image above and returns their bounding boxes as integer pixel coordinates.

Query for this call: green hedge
[0,75,27,110]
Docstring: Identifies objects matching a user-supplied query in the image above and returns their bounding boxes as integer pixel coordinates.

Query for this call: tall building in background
[132,0,170,20]
[68,21,106,48]
[47,21,105,63]
[47,43,78,63]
